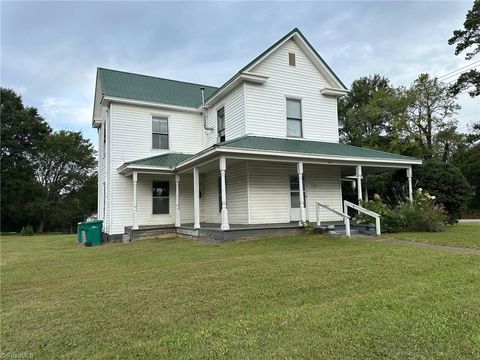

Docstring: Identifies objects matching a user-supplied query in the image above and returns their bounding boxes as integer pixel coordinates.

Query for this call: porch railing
[343,200,381,236]
[316,201,351,237]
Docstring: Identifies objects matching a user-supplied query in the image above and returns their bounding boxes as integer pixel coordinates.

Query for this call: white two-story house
[92,28,421,241]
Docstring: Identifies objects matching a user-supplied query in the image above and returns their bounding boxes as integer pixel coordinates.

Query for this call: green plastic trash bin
[83,220,103,246]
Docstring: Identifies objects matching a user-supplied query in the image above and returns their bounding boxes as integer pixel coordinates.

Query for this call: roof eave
[320,87,349,98]
[117,163,175,176]
[174,145,422,171]
[103,96,201,113]
[203,73,268,108]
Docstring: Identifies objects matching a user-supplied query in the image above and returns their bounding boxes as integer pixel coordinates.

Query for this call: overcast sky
[2,1,479,146]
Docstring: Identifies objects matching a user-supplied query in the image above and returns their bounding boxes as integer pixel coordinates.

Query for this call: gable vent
[288,52,296,66]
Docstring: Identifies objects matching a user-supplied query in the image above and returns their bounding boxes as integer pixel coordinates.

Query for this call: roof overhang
[175,147,423,172]
[103,96,201,113]
[117,163,174,176]
[320,87,349,98]
[203,72,268,108]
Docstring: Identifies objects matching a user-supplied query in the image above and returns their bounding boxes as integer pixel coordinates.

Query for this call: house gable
[243,28,346,91]
[244,38,342,142]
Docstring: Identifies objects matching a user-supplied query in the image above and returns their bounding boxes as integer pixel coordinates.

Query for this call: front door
[289,175,307,221]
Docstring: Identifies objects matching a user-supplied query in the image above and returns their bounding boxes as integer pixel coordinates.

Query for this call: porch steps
[317,223,377,236]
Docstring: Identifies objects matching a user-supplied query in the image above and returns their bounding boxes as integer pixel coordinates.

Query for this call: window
[290,175,305,208]
[286,98,302,137]
[217,107,225,143]
[152,181,169,214]
[152,117,169,149]
[103,120,106,157]
[289,52,296,66]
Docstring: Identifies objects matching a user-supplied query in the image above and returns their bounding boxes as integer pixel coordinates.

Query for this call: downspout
[201,87,213,131]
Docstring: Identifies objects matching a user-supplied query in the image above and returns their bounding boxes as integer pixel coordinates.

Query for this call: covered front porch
[118,143,420,241]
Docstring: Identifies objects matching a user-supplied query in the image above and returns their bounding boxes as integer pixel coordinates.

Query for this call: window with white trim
[217,107,225,143]
[286,98,302,137]
[152,181,169,214]
[152,117,169,149]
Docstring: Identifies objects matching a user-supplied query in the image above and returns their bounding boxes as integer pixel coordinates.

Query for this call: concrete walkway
[372,237,480,255]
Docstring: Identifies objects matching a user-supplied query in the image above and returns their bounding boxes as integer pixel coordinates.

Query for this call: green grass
[387,222,480,249]
[1,233,480,359]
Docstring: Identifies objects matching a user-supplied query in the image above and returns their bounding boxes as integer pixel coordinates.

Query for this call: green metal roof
[98,28,345,109]
[123,137,419,171]
[218,136,420,162]
[126,153,194,168]
[98,68,218,108]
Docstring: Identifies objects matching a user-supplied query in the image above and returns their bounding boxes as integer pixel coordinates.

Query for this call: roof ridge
[97,67,218,89]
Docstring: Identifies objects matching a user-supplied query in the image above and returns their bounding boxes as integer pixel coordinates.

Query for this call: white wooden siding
[137,174,195,226]
[248,162,294,224]
[248,161,343,224]
[304,164,343,222]
[108,173,196,234]
[106,103,203,234]
[226,162,248,224]
[203,85,245,148]
[110,102,203,165]
[202,172,220,223]
[245,39,339,142]
[199,163,248,224]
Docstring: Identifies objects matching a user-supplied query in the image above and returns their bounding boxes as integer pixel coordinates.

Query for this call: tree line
[1,89,97,233]
[340,0,479,221]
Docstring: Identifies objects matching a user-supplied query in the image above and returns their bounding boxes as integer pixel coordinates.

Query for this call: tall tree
[339,74,402,149]
[0,88,51,231]
[395,74,460,158]
[32,131,96,232]
[448,0,480,97]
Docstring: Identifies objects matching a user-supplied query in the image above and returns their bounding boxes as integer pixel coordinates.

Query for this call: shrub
[20,225,34,236]
[300,220,316,235]
[413,159,471,223]
[356,190,446,233]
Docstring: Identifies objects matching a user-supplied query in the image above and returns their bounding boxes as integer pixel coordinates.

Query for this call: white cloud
[41,96,91,127]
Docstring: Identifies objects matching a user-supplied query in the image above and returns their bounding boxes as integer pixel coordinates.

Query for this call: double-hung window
[217,107,225,143]
[286,98,302,138]
[152,117,169,149]
[152,181,169,214]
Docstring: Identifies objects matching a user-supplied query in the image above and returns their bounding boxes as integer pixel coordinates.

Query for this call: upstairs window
[152,181,169,214]
[288,52,296,66]
[103,121,106,157]
[286,98,302,137]
[217,107,225,143]
[152,117,169,149]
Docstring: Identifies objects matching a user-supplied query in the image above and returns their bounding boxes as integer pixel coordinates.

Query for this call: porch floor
[126,221,349,243]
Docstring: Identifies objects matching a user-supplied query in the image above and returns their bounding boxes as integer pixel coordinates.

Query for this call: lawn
[1,233,479,359]
[387,222,480,249]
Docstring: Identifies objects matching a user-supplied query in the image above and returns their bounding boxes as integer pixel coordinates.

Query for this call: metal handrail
[316,201,351,237]
[343,200,381,236]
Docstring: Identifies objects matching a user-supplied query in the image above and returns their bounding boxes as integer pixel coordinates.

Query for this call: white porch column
[193,167,200,229]
[220,156,230,230]
[407,166,413,203]
[364,174,369,201]
[297,162,306,223]
[356,165,363,203]
[132,171,139,230]
[175,174,181,227]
